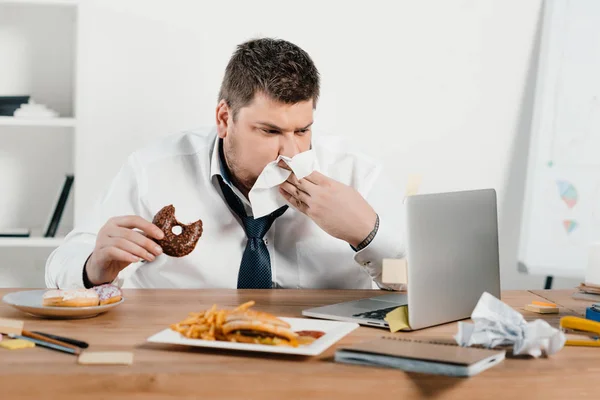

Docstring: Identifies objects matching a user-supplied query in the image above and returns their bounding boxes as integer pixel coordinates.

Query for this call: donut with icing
[92,284,123,305]
[42,288,99,307]
[152,204,203,257]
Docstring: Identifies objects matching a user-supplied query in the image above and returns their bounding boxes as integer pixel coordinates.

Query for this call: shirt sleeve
[353,167,407,291]
[44,154,147,289]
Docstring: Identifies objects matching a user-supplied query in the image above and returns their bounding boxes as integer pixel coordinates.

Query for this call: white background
[1,0,580,289]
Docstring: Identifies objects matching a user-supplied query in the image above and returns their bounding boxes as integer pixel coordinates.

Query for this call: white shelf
[0,116,75,127]
[0,0,78,6]
[0,237,64,248]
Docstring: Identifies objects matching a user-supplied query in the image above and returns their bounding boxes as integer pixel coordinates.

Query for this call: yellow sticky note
[0,339,35,350]
[382,258,408,285]
[405,174,422,197]
[384,305,411,333]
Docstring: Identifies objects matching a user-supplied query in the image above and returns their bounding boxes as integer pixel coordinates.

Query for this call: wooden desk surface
[0,288,597,399]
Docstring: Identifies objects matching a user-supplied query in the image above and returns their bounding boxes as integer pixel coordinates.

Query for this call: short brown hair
[218,38,320,120]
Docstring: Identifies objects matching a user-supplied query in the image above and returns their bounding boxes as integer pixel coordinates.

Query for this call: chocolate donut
[152,205,203,257]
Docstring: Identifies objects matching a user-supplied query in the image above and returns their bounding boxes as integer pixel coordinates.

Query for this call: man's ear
[216,100,230,139]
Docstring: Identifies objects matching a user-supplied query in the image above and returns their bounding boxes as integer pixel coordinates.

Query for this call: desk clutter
[585,304,600,322]
[577,282,600,296]
[524,300,559,314]
[560,316,600,347]
[5,287,600,378]
[0,317,133,364]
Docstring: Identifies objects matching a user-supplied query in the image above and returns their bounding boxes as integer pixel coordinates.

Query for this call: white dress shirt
[45,127,406,290]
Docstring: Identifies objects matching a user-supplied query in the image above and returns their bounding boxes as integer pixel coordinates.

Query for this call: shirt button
[264,238,269,245]
[362,261,372,267]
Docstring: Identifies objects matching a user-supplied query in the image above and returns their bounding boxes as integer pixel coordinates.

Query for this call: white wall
[0,4,75,115]
[75,0,579,290]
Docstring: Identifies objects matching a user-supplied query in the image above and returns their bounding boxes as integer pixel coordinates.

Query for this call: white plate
[147,317,359,356]
[2,289,125,319]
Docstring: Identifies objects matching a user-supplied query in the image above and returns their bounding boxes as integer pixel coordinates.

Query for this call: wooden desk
[0,289,596,399]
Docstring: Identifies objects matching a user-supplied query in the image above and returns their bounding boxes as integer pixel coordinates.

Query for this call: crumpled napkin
[454,292,566,357]
[248,150,319,218]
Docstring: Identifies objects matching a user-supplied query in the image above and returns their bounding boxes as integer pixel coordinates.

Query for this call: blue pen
[10,334,78,355]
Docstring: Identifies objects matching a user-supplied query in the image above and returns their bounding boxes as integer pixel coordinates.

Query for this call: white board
[519,0,600,279]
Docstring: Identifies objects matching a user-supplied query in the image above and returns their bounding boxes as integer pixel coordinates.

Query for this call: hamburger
[222,310,298,347]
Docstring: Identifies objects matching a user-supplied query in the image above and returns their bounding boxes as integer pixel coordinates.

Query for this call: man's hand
[85,216,164,286]
[279,171,377,248]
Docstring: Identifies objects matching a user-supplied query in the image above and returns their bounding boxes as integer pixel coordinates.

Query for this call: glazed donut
[92,284,123,305]
[43,288,99,307]
[152,204,203,257]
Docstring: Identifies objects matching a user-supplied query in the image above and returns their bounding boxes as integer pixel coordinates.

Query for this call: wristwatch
[351,214,380,252]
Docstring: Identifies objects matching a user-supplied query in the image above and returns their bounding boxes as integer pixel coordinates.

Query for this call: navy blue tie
[217,177,288,289]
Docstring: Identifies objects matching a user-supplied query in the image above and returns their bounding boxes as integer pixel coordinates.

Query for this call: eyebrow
[257,121,314,131]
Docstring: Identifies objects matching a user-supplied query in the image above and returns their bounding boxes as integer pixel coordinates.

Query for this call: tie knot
[243,215,272,239]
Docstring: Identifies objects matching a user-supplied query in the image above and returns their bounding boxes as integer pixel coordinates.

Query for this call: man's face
[217,92,314,194]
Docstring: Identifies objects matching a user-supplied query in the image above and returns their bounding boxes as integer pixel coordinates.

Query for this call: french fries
[170,301,256,341]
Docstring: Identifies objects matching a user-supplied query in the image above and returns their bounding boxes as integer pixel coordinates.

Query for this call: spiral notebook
[335,337,505,377]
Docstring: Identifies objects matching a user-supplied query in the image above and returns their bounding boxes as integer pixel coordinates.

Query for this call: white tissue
[454,292,566,357]
[248,150,319,218]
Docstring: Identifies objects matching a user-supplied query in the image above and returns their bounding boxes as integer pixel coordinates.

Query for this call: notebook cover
[337,337,504,366]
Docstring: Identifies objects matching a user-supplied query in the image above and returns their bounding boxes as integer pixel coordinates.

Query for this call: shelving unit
[0,0,77,5]
[0,0,78,251]
[0,116,76,127]
[0,237,65,248]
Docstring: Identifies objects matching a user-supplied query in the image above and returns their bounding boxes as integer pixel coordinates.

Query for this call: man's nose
[279,132,300,158]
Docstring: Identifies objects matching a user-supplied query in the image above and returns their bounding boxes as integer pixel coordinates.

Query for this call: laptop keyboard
[352,305,400,321]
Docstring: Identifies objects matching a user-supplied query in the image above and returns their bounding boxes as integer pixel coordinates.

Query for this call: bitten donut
[92,284,123,305]
[152,204,203,257]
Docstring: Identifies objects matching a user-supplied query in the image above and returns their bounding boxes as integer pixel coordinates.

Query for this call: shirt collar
[210,134,253,210]
[209,134,230,183]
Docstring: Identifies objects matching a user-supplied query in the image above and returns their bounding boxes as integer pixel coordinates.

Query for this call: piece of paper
[0,318,24,335]
[78,351,134,365]
[454,292,566,357]
[384,305,411,333]
[249,150,319,218]
[382,258,408,285]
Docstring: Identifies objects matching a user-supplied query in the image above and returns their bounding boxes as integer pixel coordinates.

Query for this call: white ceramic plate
[2,289,125,319]
[147,317,359,356]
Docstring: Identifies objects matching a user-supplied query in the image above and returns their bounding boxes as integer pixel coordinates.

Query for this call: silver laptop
[302,188,500,331]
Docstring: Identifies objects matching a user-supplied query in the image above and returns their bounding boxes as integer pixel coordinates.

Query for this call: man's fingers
[104,247,141,265]
[303,171,328,186]
[286,173,317,194]
[279,186,309,213]
[109,227,162,256]
[109,216,164,240]
[280,182,311,205]
[109,237,156,262]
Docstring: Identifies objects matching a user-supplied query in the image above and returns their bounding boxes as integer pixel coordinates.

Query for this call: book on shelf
[44,174,74,238]
[0,228,31,238]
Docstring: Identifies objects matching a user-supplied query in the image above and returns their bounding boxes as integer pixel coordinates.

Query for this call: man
[45,38,405,290]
